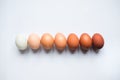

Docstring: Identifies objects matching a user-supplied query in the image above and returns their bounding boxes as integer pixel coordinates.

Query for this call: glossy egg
[67,33,79,50]
[55,33,66,50]
[92,33,104,49]
[41,33,54,50]
[28,33,40,50]
[79,33,92,50]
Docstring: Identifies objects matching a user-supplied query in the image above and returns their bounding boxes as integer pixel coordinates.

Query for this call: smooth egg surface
[55,33,67,50]
[80,33,92,50]
[41,33,54,50]
[92,33,104,49]
[67,33,79,50]
[28,33,40,49]
[15,35,27,50]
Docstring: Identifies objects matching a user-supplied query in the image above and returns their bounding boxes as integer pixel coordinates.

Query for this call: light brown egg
[55,33,66,50]
[28,33,40,49]
[79,33,92,50]
[92,33,104,49]
[67,33,79,50]
[41,33,54,50]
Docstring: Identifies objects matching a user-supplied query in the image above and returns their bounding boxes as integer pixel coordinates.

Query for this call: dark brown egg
[92,33,104,49]
[67,33,79,50]
[79,33,92,50]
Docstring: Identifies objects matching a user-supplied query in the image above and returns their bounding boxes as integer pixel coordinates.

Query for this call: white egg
[15,35,27,50]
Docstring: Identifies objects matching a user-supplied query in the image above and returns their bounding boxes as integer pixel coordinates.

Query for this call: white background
[0,0,120,80]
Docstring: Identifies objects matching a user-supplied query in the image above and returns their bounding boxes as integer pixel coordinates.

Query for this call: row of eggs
[15,33,104,51]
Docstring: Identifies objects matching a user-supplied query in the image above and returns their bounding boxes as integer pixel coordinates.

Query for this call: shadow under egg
[19,47,29,54]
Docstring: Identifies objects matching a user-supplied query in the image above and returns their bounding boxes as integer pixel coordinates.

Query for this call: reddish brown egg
[55,33,67,50]
[41,33,54,50]
[28,33,40,50]
[67,33,79,50]
[92,33,104,49]
[79,33,92,50]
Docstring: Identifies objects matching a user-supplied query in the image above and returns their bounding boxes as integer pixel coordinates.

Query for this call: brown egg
[67,33,79,50]
[28,33,40,49]
[55,33,66,50]
[92,33,104,49]
[41,33,54,50]
[79,33,92,50]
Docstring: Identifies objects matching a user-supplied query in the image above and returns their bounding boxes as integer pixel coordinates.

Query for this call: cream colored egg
[15,35,27,50]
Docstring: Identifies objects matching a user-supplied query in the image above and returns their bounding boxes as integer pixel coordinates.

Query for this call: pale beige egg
[28,33,40,50]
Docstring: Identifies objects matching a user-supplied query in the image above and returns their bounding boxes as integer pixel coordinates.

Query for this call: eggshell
[15,34,27,50]
[41,33,54,50]
[28,33,40,50]
[55,33,66,50]
[79,33,92,50]
[67,33,79,50]
[92,33,104,49]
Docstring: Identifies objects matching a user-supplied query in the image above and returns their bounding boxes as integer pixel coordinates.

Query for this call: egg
[79,33,92,50]
[55,33,66,50]
[92,33,104,49]
[67,33,79,50]
[15,34,27,50]
[41,33,54,50]
[28,33,40,50]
